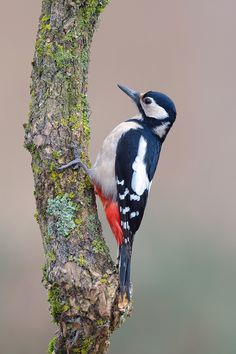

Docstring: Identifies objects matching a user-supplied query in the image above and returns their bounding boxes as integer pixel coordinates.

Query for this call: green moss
[47,194,77,237]
[78,94,90,141]
[96,318,105,326]
[79,0,110,32]
[69,115,80,131]
[75,254,87,267]
[91,238,107,255]
[82,337,93,354]
[48,336,56,354]
[100,273,109,285]
[69,191,75,199]
[32,162,42,175]
[25,142,41,161]
[42,263,48,284]
[47,251,56,266]
[84,175,92,189]
[63,304,70,312]
[79,47,89,73]
[75,218,82,226]
[36,15,52,59]
[49,164,63,195]
[34,211,39,223]
[52,43,77,69]
[52,150,61,160]
[50,171,58,182]
[77,337,93,354]
[41,14,50,23]
[48,285,64,322]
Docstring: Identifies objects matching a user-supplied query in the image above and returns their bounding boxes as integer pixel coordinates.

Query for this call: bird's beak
[117,84,140,105]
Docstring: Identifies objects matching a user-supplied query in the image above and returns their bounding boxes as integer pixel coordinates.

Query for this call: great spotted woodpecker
[58,85,176,302]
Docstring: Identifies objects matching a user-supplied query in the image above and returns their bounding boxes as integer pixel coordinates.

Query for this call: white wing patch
[119,188,129,200]
[131,136,150,196]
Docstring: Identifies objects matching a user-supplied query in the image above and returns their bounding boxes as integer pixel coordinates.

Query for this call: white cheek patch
[140,100,169,119]
[131,136,150,196]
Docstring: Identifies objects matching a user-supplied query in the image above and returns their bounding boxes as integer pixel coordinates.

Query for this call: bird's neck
[129,115,172,141]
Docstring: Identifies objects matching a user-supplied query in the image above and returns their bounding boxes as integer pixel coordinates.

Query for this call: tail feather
[119,241,132,300]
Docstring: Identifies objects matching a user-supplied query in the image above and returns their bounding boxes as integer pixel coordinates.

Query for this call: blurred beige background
[0,0,236,353]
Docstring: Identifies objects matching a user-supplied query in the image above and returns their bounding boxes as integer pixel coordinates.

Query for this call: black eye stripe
[143,97,152,105]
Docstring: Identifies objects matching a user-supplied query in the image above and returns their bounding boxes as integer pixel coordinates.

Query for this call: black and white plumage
[58,85,177,303]
[94,85,176,300]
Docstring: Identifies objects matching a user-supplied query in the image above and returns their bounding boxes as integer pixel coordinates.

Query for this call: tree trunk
[24,0,132,353]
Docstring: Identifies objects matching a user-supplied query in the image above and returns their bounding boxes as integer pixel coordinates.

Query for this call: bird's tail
[119,235,133,300]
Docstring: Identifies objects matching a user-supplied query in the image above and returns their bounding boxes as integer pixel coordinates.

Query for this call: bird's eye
[143,97,152,105]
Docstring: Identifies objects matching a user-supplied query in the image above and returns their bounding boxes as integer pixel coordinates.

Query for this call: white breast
[92,121,142,200]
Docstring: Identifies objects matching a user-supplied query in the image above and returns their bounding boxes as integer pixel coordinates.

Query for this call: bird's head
[118,84,177,123]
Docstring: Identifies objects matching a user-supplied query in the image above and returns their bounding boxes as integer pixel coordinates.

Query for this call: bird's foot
[56,157,81,171]
[56,144,90,177]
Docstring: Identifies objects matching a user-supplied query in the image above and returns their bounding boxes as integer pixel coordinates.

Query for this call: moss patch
[76,253,87,267]
[48,285,64,322]
[48,336,56,354]
[92,238,108,255]
[72,337,93,354]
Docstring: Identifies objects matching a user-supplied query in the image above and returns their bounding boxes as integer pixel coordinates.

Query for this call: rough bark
[24,1,132,353]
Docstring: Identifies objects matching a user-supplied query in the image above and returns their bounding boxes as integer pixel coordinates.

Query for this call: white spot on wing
[117,179,124,185]
[121,221,130,230]
[122,207,130,214]
[130,194,140,201]
[119,188,129,200]
[130,211,139,219]
[131,136,150,196]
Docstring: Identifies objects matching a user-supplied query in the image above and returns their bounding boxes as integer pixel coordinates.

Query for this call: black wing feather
[115,128,161,238]
[115,127,161,297]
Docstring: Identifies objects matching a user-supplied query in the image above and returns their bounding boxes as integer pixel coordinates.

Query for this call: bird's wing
[115,129,161,241]
[115,128,161,297]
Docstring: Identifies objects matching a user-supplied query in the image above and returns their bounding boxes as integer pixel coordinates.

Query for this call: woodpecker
[58,85,176,302]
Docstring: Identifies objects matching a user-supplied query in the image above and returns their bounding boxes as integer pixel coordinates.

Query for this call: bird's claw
[56,144,82,171]
[56,158,81,171]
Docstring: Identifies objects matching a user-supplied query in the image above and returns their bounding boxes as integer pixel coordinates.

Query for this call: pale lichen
[47,194,78,236]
